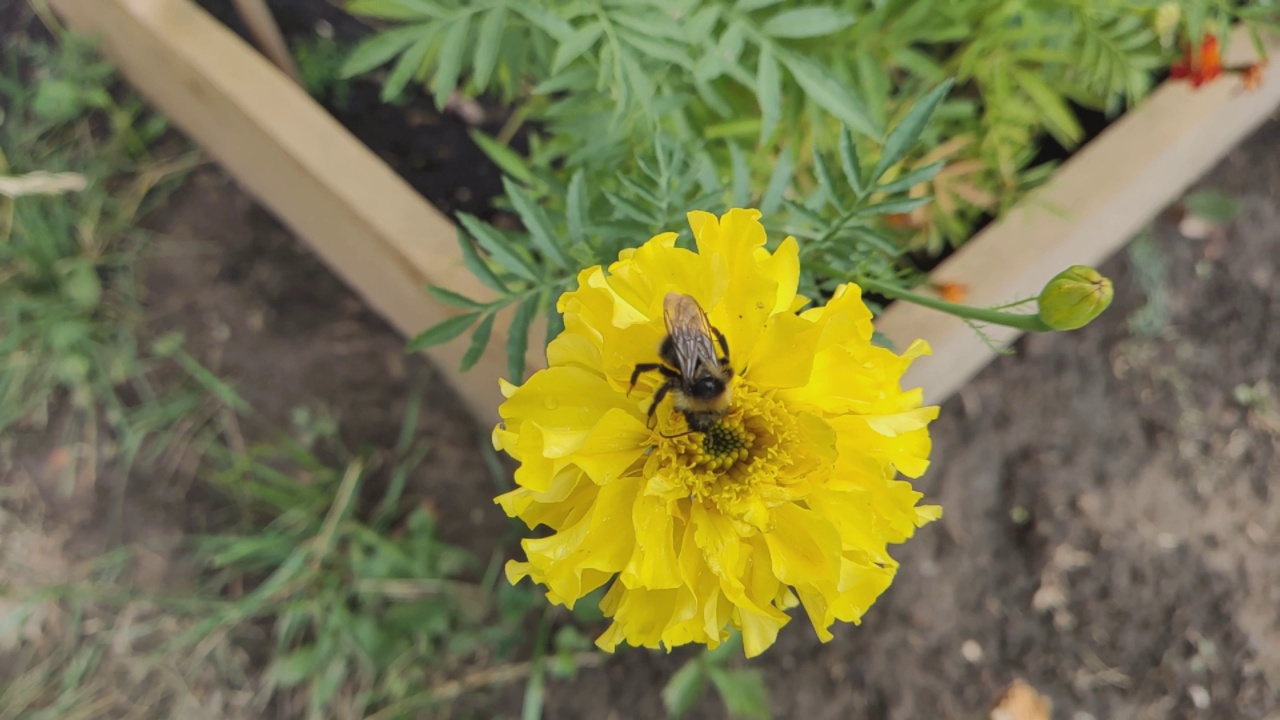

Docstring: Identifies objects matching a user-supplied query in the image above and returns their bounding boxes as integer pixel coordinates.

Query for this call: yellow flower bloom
[493,208,940,658]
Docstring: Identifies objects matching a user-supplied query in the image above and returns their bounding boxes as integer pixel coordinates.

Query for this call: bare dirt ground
[4,116,1280,718]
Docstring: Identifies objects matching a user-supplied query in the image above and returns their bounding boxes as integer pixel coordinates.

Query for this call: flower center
[692,422,754,471]
[646,383,810,526]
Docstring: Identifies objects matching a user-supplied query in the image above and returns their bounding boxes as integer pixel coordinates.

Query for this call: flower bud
[1037,265,1114,331]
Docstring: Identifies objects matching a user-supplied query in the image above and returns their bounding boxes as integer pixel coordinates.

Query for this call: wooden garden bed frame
[50,0,1280,425]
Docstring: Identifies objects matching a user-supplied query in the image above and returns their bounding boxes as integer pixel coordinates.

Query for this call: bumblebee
[628,292,734,432]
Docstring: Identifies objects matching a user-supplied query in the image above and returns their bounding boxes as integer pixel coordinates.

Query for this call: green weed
[0,27,196,443]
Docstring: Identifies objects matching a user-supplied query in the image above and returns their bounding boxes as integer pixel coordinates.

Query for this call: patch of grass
[0,24,199,449]
[0,17,583,720]
[185,392,542,719]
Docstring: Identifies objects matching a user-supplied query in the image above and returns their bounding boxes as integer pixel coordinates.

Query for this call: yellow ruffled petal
[746,310,823,389]
[547,408,650,484]
[763,503,841,587]
[622,494,682,589]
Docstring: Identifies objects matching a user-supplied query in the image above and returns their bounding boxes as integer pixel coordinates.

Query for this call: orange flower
[932,281,967,304]
[1171,33,1223,88]
[883,213,919,230]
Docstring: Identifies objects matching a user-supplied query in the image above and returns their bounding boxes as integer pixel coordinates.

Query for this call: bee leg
[629,363,678,396]
[646,382,673,428]
[711,326,731,367]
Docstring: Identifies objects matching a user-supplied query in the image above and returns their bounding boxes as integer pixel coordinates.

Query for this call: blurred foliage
[339,0,1276,381]
[189,394,542,719]
[663,633,771,719]
[0,30,200,460]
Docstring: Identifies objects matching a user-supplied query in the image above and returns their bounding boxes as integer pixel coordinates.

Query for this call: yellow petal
[864,407,938,437]
[746,310,823,389]
[756,235,800,314]
[623,495,683,589]
[550,408,650,484]
[763,503,841,586]
[499,366,636,431]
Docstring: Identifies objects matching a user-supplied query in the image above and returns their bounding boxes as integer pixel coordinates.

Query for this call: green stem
[858,276,1054,333]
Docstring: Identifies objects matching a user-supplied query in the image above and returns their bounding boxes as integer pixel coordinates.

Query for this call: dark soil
[141,170,514,562]
[194,0,523,224]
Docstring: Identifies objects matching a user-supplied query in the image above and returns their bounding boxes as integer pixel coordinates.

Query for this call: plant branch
[858,276,1053,332]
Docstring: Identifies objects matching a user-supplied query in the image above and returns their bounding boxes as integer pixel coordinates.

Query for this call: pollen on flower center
[648,382,800,522]
[694,423,753,470]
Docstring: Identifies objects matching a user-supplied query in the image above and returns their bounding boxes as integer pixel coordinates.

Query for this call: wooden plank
[48,0,520,425]
[51,0,1280,420]
[876,27,1280,406]
[231,0,302,83]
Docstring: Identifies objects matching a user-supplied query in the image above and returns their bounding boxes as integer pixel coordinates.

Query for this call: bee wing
[663,292,720,378]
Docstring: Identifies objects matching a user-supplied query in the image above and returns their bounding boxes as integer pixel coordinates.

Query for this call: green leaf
[271,646,322,688]
[779,52,879,138]
[460,312,496,371]
[346,0,437,21]
[381,36,432,102]
[784,197,825,226]
[457,212,539,282]
[619,47,655,106]
[552,22,604,73]
[522,663,546,720]
[472,6,507,90]
[506,295,538,382]
[762,7,856,38]
[514,5,575,41]
[859,195,932,215]
[618,29,694,70]
[810,145,838,209]
[759,147,794,215]
[1014,70,1082,148]
[875,161,944,195]
[425,285,489,309]
[604,190,658,226]
[755,45,781,145]
[708,667,771,720]
[407,312,480,352]
[837,125,865,197]
[566,170,588,248]
[662,660,707,718]
[871,78,953,182]
[456,228,509,293]
[531,67,596,95]
[737,0,786,12]
[341,25,427,78]
[32,80,87,122]
[1183,189,1239,224]
[718,20,747,63]
[469,130,536,185]
[613,10,690,42]
[431,15,471,109]
[544,291,566,349]
[503,178,571,269]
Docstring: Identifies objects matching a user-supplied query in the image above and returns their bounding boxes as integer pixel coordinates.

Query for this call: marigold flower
[493,208,939,657]
[1171,33,1223,88]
